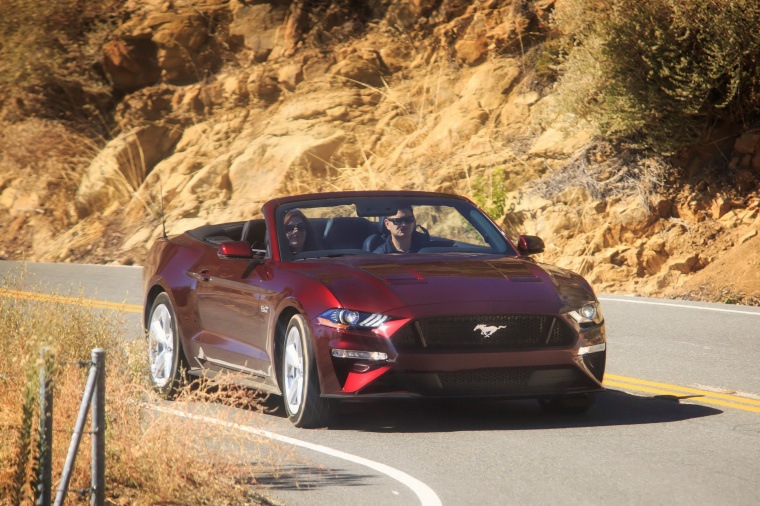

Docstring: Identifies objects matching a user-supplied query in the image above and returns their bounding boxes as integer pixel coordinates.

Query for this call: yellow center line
[604,374,760,414]
[2,288,759,414]
[0,287,143,313]
[605,373,760,407]
[604,380,760,414]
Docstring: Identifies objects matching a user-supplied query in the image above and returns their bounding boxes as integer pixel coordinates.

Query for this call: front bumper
[314,315,606,399]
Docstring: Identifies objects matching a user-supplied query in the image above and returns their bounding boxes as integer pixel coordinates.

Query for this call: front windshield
[276,196,517,260]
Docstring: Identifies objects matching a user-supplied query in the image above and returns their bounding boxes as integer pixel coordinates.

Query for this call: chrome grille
[396,315,576,350]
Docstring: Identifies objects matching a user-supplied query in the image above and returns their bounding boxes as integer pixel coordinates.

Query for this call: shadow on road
[324,389,722,433]
[252,464,377,491]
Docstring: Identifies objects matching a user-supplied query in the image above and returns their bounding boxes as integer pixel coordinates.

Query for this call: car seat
[322,217,377,250]
[241,219,267,250]
[362,218,388,252]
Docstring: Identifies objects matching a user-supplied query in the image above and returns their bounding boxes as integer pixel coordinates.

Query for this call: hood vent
[507,276,543,283]
[360,264,427,285]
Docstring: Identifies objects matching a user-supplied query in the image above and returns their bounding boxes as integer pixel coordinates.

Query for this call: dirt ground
[664,234,760,305]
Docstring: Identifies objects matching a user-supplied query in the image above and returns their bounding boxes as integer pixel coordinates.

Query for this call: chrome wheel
[146,293,186,398]
[284,324,305,415]
[148,302,174,388]
[280,314,335,427]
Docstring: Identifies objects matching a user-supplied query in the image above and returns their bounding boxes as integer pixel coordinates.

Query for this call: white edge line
[144,403,442,506]
[598,296,760,316]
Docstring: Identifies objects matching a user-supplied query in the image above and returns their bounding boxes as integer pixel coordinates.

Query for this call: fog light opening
[352,363,371,373]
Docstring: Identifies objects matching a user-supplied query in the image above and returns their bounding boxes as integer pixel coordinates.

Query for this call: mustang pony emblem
[474,324,507,338]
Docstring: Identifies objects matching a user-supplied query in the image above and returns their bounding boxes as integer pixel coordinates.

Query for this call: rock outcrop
[1,0,758,302]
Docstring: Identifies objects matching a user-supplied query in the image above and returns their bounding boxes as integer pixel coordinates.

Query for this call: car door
[189,218,273,381]
[192,253,271,379]
[196,259,268,377]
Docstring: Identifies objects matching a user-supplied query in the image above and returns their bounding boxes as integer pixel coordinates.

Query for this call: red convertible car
[143,191,606,427]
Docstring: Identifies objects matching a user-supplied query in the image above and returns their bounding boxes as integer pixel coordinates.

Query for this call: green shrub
[471,167,510,220]
[555,0,760,154]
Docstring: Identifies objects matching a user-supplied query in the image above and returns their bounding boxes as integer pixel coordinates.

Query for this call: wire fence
[32,347,106,506]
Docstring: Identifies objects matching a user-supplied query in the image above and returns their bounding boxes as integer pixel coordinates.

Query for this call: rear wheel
[147,293,188,398]
[538,393,595,415]
[281,314,334,428]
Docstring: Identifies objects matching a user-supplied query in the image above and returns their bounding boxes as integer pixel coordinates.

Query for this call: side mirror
[218,241,253,259]
[517,235,544,255]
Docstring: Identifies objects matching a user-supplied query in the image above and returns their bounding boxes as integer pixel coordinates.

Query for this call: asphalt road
[2,260,759,505]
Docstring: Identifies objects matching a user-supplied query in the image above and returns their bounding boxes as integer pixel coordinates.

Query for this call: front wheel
[147,293,188,398]
[281,314,334,428]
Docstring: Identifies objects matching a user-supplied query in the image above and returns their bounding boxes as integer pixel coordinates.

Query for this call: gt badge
[474,324,506,338]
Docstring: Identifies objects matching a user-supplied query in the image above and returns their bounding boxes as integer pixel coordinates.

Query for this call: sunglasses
[285,222,305,234]
[386,216,415,226]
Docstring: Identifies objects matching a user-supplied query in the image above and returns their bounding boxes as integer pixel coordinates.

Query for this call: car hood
[297,254,596,315]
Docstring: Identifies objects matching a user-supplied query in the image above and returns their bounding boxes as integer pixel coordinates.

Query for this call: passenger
[373,207,429,253]
[283,209,320,255]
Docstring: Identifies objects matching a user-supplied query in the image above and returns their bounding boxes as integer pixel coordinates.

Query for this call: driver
[373,206,429,253]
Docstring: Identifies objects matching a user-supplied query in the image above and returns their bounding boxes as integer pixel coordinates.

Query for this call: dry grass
[0,119,101,262]
[673,286,760,308]
[0,267,282,505]
[0,0,118,125]
[527,141,668,210]
[0,119,93,177]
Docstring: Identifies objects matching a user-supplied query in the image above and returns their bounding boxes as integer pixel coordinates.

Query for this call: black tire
[280,314,335,428]
[538,393,596,415]
[147,293,188,399]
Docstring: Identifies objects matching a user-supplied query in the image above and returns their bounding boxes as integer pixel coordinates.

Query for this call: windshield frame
[274,195,517,261]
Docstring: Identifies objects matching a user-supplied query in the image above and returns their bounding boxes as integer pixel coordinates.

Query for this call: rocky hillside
[1,0,758,304]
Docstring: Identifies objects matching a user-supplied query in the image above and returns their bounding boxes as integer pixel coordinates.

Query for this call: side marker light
[578,343,606,355]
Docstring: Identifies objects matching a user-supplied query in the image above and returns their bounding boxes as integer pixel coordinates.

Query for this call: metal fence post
[38,347,54,506]
[91,348,105,506]
[54,356,99,506]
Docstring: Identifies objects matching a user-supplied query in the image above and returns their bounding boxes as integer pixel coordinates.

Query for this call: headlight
[566,302,603,327]
[317,309,391,330]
